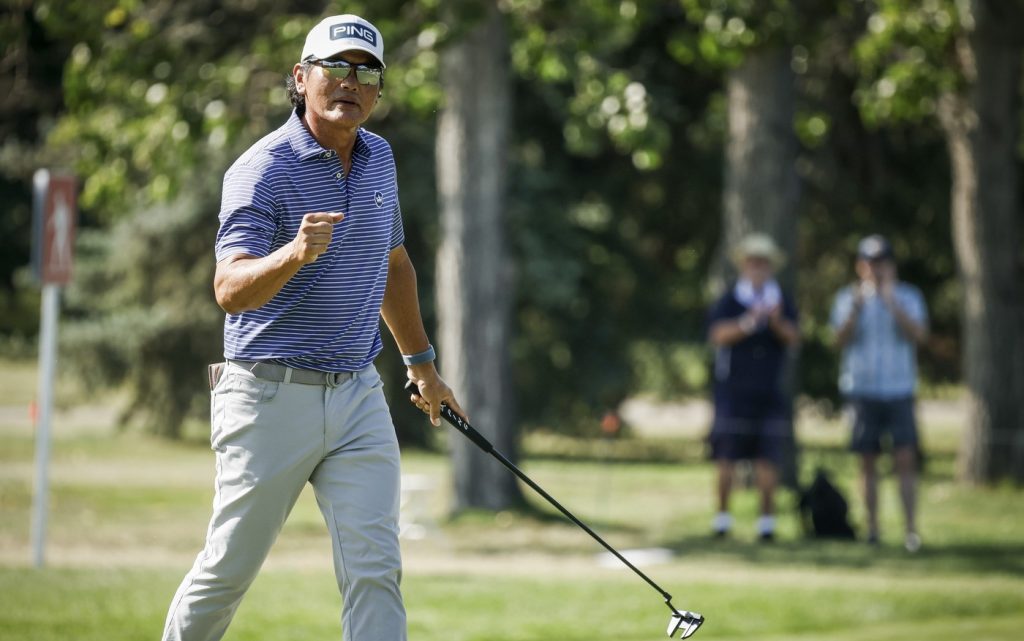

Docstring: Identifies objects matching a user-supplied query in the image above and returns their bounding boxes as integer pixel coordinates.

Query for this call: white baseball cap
[301,14,385,68]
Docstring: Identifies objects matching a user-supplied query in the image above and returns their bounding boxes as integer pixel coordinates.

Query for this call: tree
[435,2,523,510]
[62,182,224,437]
[675,2,815,289]
[936,0,1024,483]
[0,1,81,346]
[717,48,799,290]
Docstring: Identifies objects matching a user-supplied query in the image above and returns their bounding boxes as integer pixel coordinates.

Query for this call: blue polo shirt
[708,287,798,402]
[830,282,927,398]
[215,111,405,372]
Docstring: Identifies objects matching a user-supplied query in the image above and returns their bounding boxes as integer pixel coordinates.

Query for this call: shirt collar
[285,110,373,161]
[734,278,781,309]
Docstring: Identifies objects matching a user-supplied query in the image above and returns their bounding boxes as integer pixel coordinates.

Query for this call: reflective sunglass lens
[355,69,381,85]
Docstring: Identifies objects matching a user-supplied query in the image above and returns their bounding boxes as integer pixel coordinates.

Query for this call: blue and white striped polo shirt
[215,111,404,372]
[830,282,928,398]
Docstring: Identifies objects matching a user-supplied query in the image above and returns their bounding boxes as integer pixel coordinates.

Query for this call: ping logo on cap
[330,22,377,46]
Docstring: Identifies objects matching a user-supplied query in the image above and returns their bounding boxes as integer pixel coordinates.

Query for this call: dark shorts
[709,392,789,465]
[847,396,918,454]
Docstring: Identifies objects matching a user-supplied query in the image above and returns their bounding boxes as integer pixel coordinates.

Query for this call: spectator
[708,234,800,541]
[830,235,928,552]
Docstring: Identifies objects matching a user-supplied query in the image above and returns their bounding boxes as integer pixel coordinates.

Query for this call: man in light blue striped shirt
[831,235,928,552]
[163,15,463,641]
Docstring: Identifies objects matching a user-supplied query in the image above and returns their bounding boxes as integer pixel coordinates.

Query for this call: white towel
[734,278,782,313]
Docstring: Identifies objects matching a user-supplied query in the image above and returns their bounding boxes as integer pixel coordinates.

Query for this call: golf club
[405,381,705,638]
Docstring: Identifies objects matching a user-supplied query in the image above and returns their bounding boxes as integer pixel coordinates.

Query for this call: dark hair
[286,61,312,115]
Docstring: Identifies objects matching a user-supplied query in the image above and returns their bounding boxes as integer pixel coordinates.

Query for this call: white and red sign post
[30,169,78,568]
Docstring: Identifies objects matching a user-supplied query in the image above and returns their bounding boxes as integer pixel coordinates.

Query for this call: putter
[405,382,705,638]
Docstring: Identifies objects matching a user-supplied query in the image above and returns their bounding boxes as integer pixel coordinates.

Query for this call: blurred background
[1,1,1022,640]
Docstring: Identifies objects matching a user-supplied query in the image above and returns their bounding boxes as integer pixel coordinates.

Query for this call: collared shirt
[830,282,928,399]
[708,283,798,401]
[215,111,405,372]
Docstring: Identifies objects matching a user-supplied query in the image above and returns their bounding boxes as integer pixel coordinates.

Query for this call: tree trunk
[713,46,800,293]
[714,47,801,489]
[939,0,1024,484]
[435,3,523,511]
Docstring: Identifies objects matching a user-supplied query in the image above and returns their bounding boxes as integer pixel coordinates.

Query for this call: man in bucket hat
[707,233,800,542]
[161,14,463,641]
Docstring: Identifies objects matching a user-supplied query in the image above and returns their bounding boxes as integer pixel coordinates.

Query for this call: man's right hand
[291,212,345,264]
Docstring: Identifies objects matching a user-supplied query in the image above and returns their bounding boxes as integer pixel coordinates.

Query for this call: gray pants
[163,363,406,641]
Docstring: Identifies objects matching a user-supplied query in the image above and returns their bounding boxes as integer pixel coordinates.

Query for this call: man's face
[856,257,894,283]
[741,255,774,286]
[294,50,381,129]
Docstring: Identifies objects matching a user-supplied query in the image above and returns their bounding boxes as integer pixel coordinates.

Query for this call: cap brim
[731,250,786,270]
[858,252,893,261]
[304,44,385,68]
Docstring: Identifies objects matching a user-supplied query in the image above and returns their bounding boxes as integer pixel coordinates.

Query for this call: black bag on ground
[799,468,856,539]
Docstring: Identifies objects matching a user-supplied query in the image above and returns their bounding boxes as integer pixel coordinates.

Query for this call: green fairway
[1,377,1022,640]
[1,561,1022,641]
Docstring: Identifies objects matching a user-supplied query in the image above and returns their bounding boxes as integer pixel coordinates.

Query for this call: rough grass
[1,360,1021,640]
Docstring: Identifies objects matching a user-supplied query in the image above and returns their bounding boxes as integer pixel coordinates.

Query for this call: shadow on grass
[664,534,1024,576]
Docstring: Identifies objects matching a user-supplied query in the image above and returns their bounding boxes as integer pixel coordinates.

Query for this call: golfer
[831,235,927,551]
[707,234,800,541]
[162,14,462,641]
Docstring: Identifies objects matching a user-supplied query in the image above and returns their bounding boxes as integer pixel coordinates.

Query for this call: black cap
[857,235,894,261]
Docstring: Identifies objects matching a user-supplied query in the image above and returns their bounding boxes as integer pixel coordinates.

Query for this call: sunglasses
[307,57,383,86]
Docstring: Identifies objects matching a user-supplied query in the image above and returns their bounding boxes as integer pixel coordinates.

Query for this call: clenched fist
[291,212,345,264]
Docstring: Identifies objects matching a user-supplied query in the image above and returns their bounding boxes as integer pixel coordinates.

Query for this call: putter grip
[404,381,494,453]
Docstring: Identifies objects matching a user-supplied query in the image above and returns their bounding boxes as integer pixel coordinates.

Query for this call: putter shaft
[404,382,704,637]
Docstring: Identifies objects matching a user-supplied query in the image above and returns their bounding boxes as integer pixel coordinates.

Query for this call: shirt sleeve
[706,292,734,335]
[783,291,799,323]
[388,175,405,250]
[830,287,851,329]
[903,285,929,327]
[215,164,278,262]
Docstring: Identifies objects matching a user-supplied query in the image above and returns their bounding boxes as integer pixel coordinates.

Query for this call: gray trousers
[162,363,406,641]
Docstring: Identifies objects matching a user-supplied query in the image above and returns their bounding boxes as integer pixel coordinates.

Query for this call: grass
[1,565,1022,641]
[0,358,38,407]
[1,359,1022,640]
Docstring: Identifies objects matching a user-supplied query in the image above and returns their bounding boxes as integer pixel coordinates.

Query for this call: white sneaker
[756,515,776,542]
[904,532,922,553]
[712,512,732,537]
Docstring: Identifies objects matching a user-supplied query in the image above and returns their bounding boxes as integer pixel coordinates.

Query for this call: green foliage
[508,1,672,167]
[628,340,710,400]
[676,0,793,66]
[852,0,960,126]
[673,0,834,68]
[61,179,223,436]
[30,0,454,438]
[1,0,976,438]
[46,1,313,215]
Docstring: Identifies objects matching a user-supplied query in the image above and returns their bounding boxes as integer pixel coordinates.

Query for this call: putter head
[666,610,704,639]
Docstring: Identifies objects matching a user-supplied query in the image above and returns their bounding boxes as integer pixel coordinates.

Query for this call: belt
[227,359,354,387]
